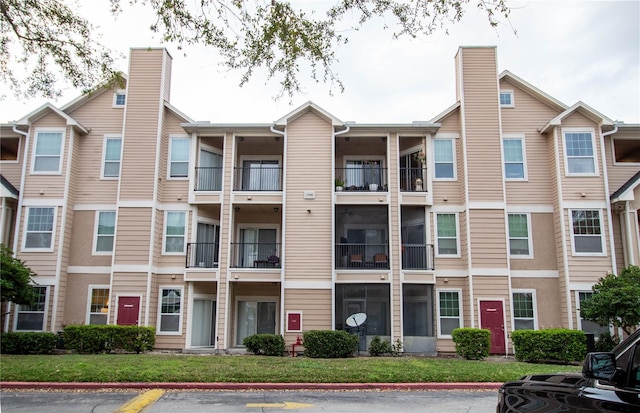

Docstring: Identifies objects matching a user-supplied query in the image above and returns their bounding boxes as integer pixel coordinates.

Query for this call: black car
[497,329,640,412]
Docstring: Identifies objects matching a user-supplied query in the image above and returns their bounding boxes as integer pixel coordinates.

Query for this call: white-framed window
[435,213,459,256]
[502,136,526,180]
[15,286,48,331]
[169,137,190,178]
[158,287,183,334]
[433,139,455,179]
[563,130,597,175]
[87,286,109,325]
[512,290,537,330]
[32,130,63,174]
[437,289,462,338]
[113,90,126,107]
[570,209,604,255]
[508,213,532,257]
[499,90,514,107]
[1,136,20,162]
[23,207,55,251]
[94,211,116,254]
[102,137,122,178]
[576,291,610,337]
[164,211,186,254]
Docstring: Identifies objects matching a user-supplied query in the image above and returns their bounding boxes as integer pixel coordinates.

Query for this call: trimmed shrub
[511,329,586,363]
[368,335,392,356]
[63,325,155,354]
[243,334,285,356]
[452,328,490,360]
[595,331,619,352]
[303,330,359,358]
[0,332,57,354]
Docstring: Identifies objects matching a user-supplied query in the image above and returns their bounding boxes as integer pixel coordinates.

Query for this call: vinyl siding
[603,132,640,194]
[113,208,152,265]
[153,274,187,349]
[511,277,563,329]
[283,289,332,342]
[509,212,558,271]
[432,210,469,270]
[159,111,190,203]
[469,209,508,268]
[0,129,24,190]
[68,210,113,266]
[62,273,110,326]
[473,275,510,330]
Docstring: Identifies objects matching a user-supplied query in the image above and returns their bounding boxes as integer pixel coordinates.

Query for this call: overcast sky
[1,0,638,125]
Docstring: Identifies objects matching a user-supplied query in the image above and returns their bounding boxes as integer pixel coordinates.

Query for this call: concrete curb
[1,381,502,391]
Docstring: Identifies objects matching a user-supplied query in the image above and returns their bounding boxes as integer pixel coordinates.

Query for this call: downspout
[332,125,350,332]
[270,125,286,336]
[600,125,619,275]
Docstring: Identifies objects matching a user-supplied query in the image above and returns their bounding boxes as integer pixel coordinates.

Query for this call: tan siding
[283,289,332,344]
[469,209,508,268]
[435,277,467,353]
[159,111,190,203]
[68,211,113,266]
[62,273,110,326]
[510,213,558,271]
[432,211,468,270]
[0,130,25,190]
[604,132,640,193]
[283,112,333,282]
[511,278,563,329]
[113,208,152,264]
[564,209,613,283]
[153,274,187,349]
[473,276,510,329]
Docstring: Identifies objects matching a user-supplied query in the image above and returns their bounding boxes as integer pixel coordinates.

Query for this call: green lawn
[0,354,582,383]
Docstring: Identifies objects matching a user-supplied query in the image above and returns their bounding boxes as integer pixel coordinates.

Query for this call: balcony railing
[335,167,388,192]
[194,167,223,191]
[402,244,435,270]
[399,166,427,192]
[234,167,283,191]
[186,242,219,268]
[230,242,282,268]
[335,243,389,269]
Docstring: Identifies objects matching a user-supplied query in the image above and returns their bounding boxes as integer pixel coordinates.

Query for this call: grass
[0,354,582,383]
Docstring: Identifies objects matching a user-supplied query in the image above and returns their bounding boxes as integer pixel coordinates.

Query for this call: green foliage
[511,329,586,363]
[243,334,285,356]
[63,325,155,354]
[595,331,619,352]
[303,330,358,358]
[368,335,392,356]
[0,332,57,354]
[2,1,511,100]
[0,244,37,305]
[451,328,490,360]
[580,265,640,336]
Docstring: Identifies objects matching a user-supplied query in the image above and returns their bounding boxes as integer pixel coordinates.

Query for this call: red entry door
[117,296,140,326]
[480,300,505,354]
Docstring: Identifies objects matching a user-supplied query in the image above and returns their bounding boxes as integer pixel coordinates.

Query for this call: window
[438,290,462,337]
[241,159,282,191]
[512,291,536,330]
[577,291,609,337]
[24,207,55,250]
[169,138,190,178]
[32,131,63,173]
[564,131,596,175]
[164,211,186,253]
[499,90,514,107]
[508,214,531,257]
[16,286,47,331]
[159,287,182,333]
[436,213,458,256]
[571,210,604,254]
[87,287,109,325]
[102,137,122,178]
[502,138,526,179]
[113,90,126,107]
[433,139,455,179]
[1,137,20,161]
[94,211,116,253]
[612,138,640,163]
[343,159,383,188]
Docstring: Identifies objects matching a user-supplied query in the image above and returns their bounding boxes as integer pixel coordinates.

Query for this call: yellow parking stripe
[114,389,165,413]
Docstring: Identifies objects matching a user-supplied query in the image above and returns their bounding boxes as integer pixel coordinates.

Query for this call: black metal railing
[234,166,283,191]
[399,166,427,192]
[402,244,435,270]
[335,167,388,192]
[186,242,220,268]
[230,242,282,268]
[194,167,223,191]
[335,243,389,269]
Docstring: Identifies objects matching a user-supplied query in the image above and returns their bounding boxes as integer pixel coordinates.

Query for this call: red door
[117,297,140,326]
[480,300,505,354]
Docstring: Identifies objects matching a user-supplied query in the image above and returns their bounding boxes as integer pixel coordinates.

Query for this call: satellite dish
[346,312,367,327]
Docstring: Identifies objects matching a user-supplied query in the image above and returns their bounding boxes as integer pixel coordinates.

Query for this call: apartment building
[1,46,638,354]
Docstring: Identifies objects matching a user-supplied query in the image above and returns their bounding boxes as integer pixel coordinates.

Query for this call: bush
[511,329,586,363]
[452,328,490,360]
[63,325,155,354]
[595,331,619,352]
[243,334,285,356]
[303,330,359,358]
[368,336,392,356]
[0,332,57,354]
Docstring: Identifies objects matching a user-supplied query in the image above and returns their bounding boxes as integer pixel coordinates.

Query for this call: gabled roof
[274,101,343,127]
[14,103,89,135]
[610,170,640,203]
[60,74,129,114]
[165,102,194,123]
[0,174,19,199]
[540,101,615,134]
[499,71,568,112]
[429,102,460,123]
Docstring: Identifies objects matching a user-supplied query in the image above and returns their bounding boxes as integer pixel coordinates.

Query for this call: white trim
[569,209,606,256]
[468,202,506,210]
[562,128,599,177]
[502,134,528,181]
[112,265,150,272]
[436,288,463,338]
[563,200,608,209]
[431,204,466,213]
[286,311,303,332]
[499,89,515,108]
[611,136,640,167]
[477,297,508,354]
[511,289,538,331]
[0,135,21,163]
[284,281,333,289]
[156,286,184,335]
[67,266,112,274]
[507,212,533,259]
[431,137,457,181]
[569,282,596,291]
[505,204,554,213]
[167,136,191,180]
[73,204,117,211]
[101,135,122,180]
[13,285,49,332]
[117,200,154,208]
[112,89,126,108]
[85,285,110,325]
[30,128,65,175]
[162,210,187,255]
[435,270,468,277]
[22,198,65,207]
[92,210,116,255]
[434,212,460,258]
[21,206,57,252]
[511,270,559,278]
[471,268,509,276]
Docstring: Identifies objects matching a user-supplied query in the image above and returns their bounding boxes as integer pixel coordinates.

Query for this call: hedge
[0,332,58,354]
[303,330,359,358]
[243,334,285,356]
[63,325,155,354]
[451,328,490,360]
[511,329,586,363]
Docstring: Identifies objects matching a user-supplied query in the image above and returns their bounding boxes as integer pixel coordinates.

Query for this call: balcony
[230,242,282,268]
[335,166,387,192]
[234,166,283,191]
[194,167,223,191]
[186,242,219,268]
[399,166,427,192]
[335,243,389,269]
[402,244,435,270]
